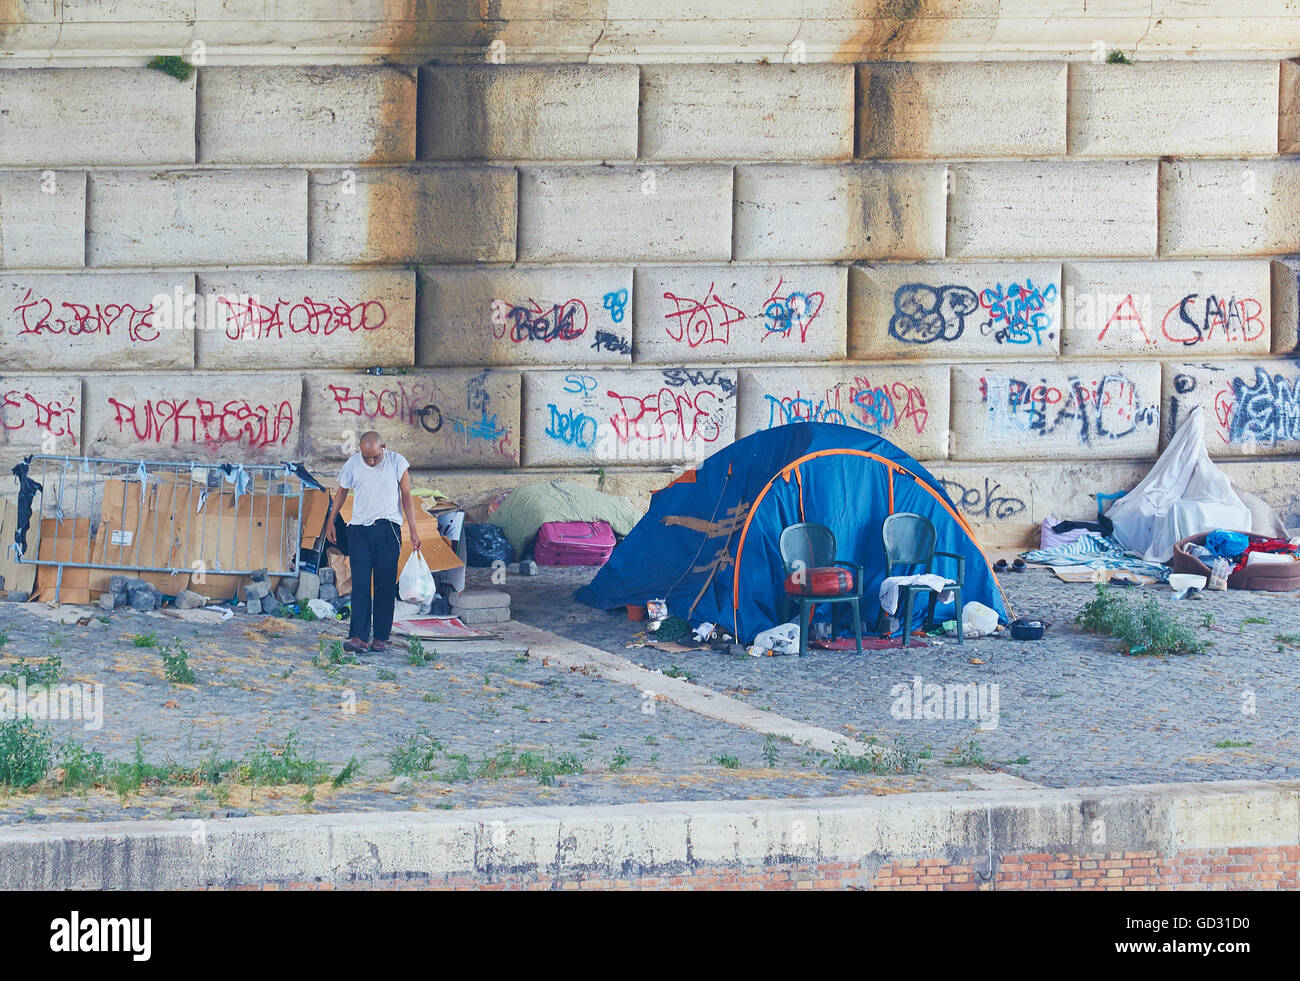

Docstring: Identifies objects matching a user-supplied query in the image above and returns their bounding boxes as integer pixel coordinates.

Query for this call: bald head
[359,431,383,465]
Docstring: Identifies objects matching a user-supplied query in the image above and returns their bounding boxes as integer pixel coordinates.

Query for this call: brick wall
[213,845,1300,890]
[0,54,1298,537]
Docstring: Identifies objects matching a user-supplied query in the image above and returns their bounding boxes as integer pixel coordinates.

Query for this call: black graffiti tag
[889,284,980,345]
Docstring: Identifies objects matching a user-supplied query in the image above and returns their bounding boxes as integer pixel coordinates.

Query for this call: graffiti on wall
[541,370,732,459]
[489,290,630,355]
[889,280,1057,347]
[661,277,825,349]
[981,372,1157,444]
[937,476,1027,521]
[2,387,78,448]
[12,287,160,343]
[1171,365,1300,448]
[218,295,388,340]
[1095,292,1266,347]
[761,376,930,438]
[327,374,513,458]
[105,396,294,450]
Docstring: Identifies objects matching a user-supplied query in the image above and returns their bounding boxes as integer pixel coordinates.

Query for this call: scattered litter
[306,598,337,620]
[749,622,800,657]
[962,602,1000,638]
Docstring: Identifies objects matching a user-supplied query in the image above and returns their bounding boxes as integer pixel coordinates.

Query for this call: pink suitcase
[534,521,616,566]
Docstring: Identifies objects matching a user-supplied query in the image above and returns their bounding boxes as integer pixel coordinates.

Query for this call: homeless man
[324,431,423,653]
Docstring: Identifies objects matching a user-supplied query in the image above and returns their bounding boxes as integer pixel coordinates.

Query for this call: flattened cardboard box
[302,488,462,577]
[33,518,94,605]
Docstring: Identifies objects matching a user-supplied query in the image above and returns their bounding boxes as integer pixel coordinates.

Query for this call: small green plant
[577,731,599,741]
[0,655,62,687]
[240,731,326,786]
[1075,584,1208,656]
[407,638,437,665]
[422,691,443,704]
[388,730,445,776]
[57,741,107,790]
[314,638,356,667]
[762,733,780,768]
[161,639,196,684]
[0,719,53,788]
[1276,633,1300,647]
[1200,612,1216,629]
[377,667,397,682]
[1212,739,1254,749]
[295,605,318,622]
[49,628,69,650]
[146,55,195,81]
[712,754,740,769]
[1106,49,1133,64]
[662,664,695,681]
[331,756,360,789]
[830,735,924,775]
[131,632,159,648]
[944,739,988,768]
[609,746,631,772]
[1243,616,1270,625]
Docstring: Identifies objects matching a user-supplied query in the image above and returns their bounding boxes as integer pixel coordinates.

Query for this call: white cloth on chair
[878,574,953,615]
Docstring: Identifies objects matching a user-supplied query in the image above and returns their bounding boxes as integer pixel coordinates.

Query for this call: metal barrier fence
[13,455,309,604]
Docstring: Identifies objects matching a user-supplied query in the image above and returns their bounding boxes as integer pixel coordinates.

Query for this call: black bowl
[1009,619,1046,641]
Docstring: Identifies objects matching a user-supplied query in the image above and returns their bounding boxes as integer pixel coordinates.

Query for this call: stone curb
[1,780,1296,889]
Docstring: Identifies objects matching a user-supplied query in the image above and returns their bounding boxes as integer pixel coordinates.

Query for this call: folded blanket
[1023,532,1170,582]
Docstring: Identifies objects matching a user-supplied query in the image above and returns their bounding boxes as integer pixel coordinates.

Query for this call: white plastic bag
[749,622,801,657]
[961,601,999,638]
[398,552,437,606]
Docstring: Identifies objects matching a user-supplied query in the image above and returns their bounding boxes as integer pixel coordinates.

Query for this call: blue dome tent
[576,423,1012,644]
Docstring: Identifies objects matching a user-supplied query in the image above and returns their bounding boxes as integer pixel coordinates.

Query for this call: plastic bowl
[1168,573,1208,592]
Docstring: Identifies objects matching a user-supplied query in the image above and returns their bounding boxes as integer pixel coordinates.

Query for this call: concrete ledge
[1,780,1296,889]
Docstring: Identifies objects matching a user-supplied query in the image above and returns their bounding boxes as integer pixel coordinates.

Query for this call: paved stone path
[503,565,1300,788]
[1,561,1293,824]
[0,597,967,825]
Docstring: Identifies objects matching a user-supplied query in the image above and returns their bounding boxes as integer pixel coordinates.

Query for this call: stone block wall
[1,54,1298,539]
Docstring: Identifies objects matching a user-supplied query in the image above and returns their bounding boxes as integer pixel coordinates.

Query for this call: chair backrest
[779,522,836,574]
[882,512,936,572]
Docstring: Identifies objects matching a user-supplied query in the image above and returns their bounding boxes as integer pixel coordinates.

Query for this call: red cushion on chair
[784,566,854,595]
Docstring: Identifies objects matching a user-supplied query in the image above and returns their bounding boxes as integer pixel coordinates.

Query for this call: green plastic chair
[878,512,965,645]
[778,522,863,657]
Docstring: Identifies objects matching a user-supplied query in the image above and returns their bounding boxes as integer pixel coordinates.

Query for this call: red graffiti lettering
[608,388,723,445]
[13,288,159,343]
[106,397,293,450]
[662,285,745,348]
[219,296,387,341]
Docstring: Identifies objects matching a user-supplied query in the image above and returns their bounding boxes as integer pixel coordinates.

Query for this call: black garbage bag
[463,523,513,567]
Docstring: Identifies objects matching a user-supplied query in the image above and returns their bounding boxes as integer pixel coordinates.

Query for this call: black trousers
[347,520,401,642]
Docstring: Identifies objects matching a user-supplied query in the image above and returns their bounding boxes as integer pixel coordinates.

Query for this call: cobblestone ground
[502,565,1300,788]
[0,597,967,824]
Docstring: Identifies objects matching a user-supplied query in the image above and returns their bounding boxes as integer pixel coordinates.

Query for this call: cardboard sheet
[390,616,494,640]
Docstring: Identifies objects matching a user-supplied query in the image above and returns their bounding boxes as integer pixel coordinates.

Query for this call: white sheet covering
[1106,407,1249,563]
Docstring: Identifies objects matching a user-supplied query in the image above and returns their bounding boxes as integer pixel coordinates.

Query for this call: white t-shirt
[338,450,410,527]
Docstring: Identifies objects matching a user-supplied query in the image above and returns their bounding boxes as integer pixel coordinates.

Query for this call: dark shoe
[343,636,368,653]
[994,559,1010,574]
[1012,558,1027,573]
[369,639,388,653]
